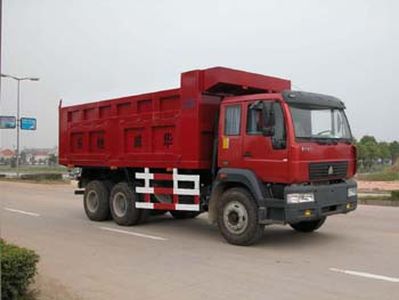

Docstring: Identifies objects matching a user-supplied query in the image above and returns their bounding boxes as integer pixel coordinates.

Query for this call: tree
[390,141,399,164]
[10,157,16,168]
[357,135,380,169]
[356,136,399,170]
[378,142,391,161]
[356,142,369,168]
[20,151,27,165]
[360,136,377,144]
[48,154,58,166]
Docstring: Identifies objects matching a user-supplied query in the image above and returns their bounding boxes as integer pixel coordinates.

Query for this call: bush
[1,240,39,299]
[392,191,399,200]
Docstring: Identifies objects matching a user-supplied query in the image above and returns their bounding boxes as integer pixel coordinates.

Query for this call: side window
[246,101,286,149]
[247,105,262,134]
[272,102,286,149]
[224,105,241,135]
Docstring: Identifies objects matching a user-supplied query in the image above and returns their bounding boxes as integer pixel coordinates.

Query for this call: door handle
[243,151,252,158]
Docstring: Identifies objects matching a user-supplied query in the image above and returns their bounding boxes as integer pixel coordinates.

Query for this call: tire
[217,188,264,246]
[137,207,151,224]
[83,180,111,221]
[103,180,115,220]
[170,211,201,219]
[103,180,115,192]
[110,182,141,226]
[289,217,326,233]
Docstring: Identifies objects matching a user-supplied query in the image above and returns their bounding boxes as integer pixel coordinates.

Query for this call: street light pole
[16,79,21,176]
[1,74,39,177]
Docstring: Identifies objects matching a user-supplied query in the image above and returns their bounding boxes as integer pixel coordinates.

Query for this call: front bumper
[260,179,357,224]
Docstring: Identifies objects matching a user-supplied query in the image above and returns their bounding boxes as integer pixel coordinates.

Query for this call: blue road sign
[20,117,37,130]
[0,116,16,129]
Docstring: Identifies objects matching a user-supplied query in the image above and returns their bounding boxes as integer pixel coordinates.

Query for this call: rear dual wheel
[109,182,149,226]
[84,180,149,225]
[84,180,111,221]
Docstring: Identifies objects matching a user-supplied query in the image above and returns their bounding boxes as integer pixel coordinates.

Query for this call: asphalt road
[1,181,399,300]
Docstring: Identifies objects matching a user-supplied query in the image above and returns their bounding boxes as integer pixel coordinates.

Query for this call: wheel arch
[208,168,266,224]
[79,167,134,188]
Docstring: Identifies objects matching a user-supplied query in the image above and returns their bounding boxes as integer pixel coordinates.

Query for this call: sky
[1,0,398,149]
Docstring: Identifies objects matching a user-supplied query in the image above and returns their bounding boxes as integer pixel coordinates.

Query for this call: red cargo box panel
[59,67,290,170]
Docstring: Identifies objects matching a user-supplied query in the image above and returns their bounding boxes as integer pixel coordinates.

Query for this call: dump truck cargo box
[59,67,290,169]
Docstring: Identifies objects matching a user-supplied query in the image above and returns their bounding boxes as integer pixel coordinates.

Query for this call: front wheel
[289,217,326,233]
[217,188,264,246]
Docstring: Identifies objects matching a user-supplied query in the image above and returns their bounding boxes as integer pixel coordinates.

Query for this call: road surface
[1,181,399,300]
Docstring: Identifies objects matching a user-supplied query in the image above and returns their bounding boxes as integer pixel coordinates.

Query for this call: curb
[359,199,399,207]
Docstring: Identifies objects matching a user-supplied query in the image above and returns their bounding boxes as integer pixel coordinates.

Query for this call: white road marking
[99,226,167,241]
[4,207,40,217]
[329,267,399,283]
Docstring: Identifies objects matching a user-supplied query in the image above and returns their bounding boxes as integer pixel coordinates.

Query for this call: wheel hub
[223,201,248,234]
[113,192,128,217]
[86,190,99,213]
[228,211,239,224]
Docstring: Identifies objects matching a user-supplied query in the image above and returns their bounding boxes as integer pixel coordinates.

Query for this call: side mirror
[262,127,275,136]
[262,102,275,136]
[249,100,263,110]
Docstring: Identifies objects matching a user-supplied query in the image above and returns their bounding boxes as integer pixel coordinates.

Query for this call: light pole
[1,74,39,177]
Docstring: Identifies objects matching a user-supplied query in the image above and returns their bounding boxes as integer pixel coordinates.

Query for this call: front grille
[308,161,348,181]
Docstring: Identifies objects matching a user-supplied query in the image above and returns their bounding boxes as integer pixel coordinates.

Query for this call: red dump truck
[59,67,357,245]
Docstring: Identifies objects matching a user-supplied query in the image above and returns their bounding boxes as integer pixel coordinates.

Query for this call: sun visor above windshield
[282,90,345,109]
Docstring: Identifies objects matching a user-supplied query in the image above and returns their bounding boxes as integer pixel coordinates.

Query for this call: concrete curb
[359,199,399,207]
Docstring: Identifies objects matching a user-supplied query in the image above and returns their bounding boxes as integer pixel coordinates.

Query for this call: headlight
[287,193,315,204]
[348,187,357,197]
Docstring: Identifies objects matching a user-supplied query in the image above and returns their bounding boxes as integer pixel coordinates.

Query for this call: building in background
[0,147,58,166]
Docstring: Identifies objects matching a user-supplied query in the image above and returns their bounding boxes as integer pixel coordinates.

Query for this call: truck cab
[210,90,357,244]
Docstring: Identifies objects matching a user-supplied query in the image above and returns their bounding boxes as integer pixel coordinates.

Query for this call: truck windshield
[289,105,352,141]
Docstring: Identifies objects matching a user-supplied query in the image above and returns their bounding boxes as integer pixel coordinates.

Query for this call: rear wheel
[170,211,201,219]
[83,180,110,221]
[217,188,264,246]
[137,203,151,224]
[289,217,326,233]
[110,182,141,226]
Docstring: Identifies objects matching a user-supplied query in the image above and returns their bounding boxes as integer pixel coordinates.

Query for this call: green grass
[0,177,70,184]
[360,196,399,201]
[0,165,67,174]
[357,170,399,181]
[359,191,399,201]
